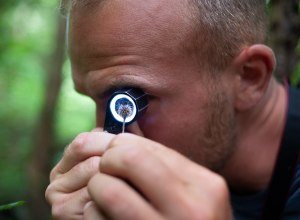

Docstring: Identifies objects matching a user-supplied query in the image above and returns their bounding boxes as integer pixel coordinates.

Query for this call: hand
[45,131,116,220]
[84,133,233,220]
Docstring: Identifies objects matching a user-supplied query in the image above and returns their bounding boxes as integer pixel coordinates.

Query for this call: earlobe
[233,45,276,112]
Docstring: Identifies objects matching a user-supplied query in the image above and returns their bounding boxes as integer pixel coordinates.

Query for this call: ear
[232,44,276,112]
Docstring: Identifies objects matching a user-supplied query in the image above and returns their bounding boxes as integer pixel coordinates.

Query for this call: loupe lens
[109,94,137,123]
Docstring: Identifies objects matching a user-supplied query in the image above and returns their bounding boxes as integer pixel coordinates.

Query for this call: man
[45,0,300,219]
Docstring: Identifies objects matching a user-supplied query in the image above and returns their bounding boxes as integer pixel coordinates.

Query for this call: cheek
[138,97,206,151]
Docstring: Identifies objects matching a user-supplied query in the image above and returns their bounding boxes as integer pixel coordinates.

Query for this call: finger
[101,134,231,219]
[83,201,107,220]
[49,187,91,220]
[51,132,115,180]
[88,173,163,220]
[109,133,213,180]
[100,141,186,211]
[50,156,101,194]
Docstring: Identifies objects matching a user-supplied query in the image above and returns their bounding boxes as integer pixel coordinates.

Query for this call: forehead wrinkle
[75,53,145,75]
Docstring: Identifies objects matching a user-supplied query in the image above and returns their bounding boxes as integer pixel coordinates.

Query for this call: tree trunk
[268,0,300,81]
[27,14,66,220]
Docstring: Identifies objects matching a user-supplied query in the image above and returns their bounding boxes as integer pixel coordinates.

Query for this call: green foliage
[0,1,52,201]
[54,60,95,163]
[291,39,300,86]
[0,201,25,212]
[291,4,300,87]
[266,0,272,8]
[0,0,95,218]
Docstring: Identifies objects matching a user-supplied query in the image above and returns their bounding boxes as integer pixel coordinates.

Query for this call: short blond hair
[61,0,268,72]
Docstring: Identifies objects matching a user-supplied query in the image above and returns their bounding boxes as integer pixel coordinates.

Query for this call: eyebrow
[86,73,149,99]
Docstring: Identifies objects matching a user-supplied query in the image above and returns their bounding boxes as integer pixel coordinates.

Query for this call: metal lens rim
[109,94,137,123]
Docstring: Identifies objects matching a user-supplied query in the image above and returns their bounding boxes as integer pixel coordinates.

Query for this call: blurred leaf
[291,39,300,86]
[291,63,300,86]
[0,201,25,211]
[55,60,96,146]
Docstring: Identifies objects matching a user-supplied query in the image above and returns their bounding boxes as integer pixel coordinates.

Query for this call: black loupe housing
[103,88,148,134]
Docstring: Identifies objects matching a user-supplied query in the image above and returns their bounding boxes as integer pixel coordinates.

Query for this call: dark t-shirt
[231,165,300,219]
[231,86,300,220]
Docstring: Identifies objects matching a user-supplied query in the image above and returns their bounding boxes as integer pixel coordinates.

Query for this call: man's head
[62,0,268,71]
[64,0,275,171]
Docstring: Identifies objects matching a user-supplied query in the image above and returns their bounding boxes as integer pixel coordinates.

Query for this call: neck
[221,78,288,194]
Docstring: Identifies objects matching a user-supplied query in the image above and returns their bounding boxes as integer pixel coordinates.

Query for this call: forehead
[69,0,191,30]
[68,0,193,61]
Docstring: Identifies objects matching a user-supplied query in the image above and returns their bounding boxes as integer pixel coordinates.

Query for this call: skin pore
[68,0,287,193]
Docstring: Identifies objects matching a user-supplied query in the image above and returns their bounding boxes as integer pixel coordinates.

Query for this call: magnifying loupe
[103,88,148,134]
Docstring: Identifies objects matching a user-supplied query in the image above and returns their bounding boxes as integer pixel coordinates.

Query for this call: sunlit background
[0,0,299,219]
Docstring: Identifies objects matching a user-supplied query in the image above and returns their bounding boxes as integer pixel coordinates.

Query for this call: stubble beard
[194,83,237,173]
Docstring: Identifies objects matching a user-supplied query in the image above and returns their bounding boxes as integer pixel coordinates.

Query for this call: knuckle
[48,165,65,184]
[121,146,147,167]
[210,175,229,199]
[179,174,229,220]
[45,189,63,218]
[45,185,53,203]
[50,195,72,220]
[45,182,60,204]
[49,168,57,182]
[52,204,67,220]
[201,170,227,190]
[205,174,231,214]
[65,132,89,157]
